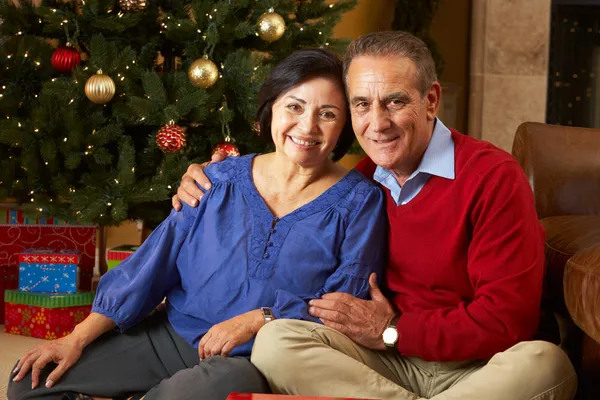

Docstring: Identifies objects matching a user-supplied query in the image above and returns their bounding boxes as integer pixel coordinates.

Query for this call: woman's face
[270,77,348,168]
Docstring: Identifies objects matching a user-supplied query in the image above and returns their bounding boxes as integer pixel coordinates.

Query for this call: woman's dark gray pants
[6,310,269,399]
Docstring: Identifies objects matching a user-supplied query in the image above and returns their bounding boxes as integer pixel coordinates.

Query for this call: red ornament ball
[51,45,81,74]
[212,141,240,157]
[156,124,186,153]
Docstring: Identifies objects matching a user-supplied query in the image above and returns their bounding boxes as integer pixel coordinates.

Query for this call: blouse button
[264,253,270,259]
[268,242,274,247]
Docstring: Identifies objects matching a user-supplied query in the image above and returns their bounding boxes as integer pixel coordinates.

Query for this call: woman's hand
[198,309,264,359]
[13,312,115,389]
[12,333,85,389]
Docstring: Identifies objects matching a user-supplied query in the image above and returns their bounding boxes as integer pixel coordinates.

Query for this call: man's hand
[172,152,226,211]
[308,273,396,351]
[198,309,264,360]
[12,333,85,389]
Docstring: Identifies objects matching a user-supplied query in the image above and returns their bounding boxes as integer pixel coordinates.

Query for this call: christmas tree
[0,0,356,226]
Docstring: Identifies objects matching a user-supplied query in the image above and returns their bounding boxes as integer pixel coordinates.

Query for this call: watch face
[383,327,399,345]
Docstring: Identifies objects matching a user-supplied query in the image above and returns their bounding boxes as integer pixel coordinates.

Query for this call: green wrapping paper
[4,290,95,309]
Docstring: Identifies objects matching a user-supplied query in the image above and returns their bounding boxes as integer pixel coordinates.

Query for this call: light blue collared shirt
[373,118,455,205]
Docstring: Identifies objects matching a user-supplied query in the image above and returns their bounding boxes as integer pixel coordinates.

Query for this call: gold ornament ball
[257,11,286,42]
[188,58,219,88]
[85,71,116,104]
[119,0,147,12]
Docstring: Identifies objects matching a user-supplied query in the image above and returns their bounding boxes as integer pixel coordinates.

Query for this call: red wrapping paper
[228,395,374,400]
[0,265,18,323]
[0,225,95,290]
[4,302,91,339]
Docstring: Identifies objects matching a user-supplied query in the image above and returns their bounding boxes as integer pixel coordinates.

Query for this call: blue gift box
[18,249,79,294]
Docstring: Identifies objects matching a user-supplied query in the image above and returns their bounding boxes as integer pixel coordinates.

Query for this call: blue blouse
[93,154,387,357]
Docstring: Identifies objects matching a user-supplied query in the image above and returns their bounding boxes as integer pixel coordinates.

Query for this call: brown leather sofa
[512,122,600,399]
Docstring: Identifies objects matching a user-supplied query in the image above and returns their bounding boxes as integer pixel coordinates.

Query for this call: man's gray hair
[343,31,438,96]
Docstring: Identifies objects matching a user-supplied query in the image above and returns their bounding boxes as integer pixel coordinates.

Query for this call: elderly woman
[8,49,386,400]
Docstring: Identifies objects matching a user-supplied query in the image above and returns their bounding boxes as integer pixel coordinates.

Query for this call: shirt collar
[373,118,455,184]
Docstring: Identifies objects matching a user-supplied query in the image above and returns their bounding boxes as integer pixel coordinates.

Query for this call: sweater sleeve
[271,185,387,322]
[92,205,198,331]
[396,160,545,361]
[354,157,377,180]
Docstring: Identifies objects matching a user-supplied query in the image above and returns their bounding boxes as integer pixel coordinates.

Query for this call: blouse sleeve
[271,185,387,322]
[92,204,199,331]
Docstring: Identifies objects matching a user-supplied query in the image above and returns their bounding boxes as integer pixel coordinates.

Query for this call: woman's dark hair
[256,48,354,162]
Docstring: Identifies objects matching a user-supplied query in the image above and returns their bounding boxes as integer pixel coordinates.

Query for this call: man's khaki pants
[251,320,577,400]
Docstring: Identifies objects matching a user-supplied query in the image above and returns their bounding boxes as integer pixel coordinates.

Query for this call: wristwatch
[261,307,274,324]
[382,315,400,348]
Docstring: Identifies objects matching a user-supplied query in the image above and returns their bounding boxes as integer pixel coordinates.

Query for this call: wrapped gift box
[0,209,95,290]
[0,265,19,324]
[2,209,72,225]
[4,290,94,339]
[19,249,79,293]
[107,245,139,270]
[228,395,374,400]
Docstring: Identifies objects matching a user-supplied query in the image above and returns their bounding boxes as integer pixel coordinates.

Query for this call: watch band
[261,307,274,324]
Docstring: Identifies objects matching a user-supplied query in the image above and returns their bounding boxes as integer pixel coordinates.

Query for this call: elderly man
[173,31,577,400]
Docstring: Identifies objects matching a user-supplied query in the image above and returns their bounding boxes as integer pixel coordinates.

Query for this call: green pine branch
[0,0,359,226]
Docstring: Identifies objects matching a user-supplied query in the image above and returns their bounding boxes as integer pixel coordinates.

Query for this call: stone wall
[469,0,551,151]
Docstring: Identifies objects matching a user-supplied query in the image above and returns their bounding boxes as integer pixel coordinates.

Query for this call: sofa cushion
[541,215,600,314]
[564,242,600,343]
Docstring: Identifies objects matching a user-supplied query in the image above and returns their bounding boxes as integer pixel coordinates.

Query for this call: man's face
[347,55,440,177]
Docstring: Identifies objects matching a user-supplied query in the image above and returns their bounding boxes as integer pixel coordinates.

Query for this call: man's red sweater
[355,129,545,362]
